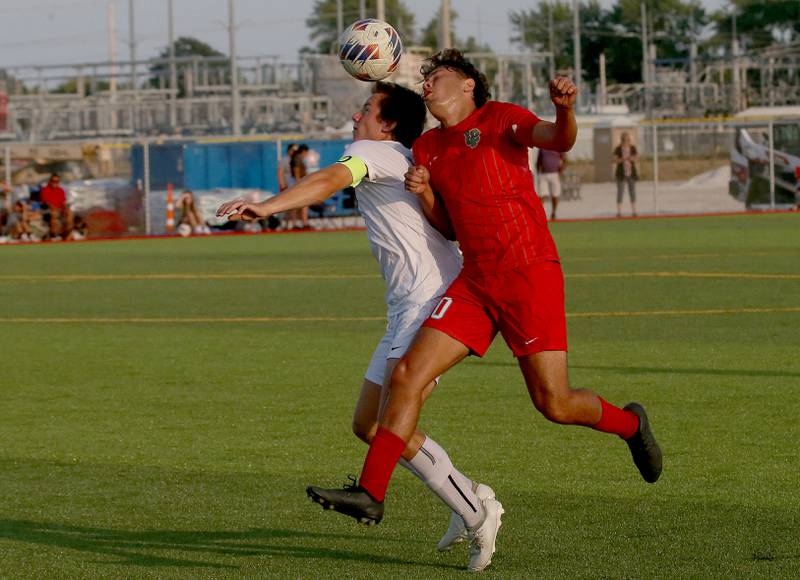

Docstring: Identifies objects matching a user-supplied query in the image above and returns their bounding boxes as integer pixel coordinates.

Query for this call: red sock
[358,427,406,502]
[593,398,639,439]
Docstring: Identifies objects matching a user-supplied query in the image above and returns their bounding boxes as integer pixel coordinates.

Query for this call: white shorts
[364,299,439,385]
[539,172,561,198]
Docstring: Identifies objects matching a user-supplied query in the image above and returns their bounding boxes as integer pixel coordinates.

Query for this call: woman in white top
[277,142,298,192]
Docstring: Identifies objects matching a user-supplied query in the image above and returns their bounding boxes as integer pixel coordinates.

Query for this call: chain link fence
[538,117,800,220]
[3,117,799,241]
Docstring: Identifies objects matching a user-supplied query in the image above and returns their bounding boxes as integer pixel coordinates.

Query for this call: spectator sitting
[68,214,88,241]
[176,190,210,235]
[4,199,34,242]
[40,173,73,240]
[795,166,800,211]
[0,183,9,238]
[309,199,337,220]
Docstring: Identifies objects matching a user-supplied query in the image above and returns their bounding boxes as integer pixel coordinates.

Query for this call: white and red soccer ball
[338,19,403,82]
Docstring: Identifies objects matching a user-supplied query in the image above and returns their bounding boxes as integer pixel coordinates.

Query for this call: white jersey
[344,139,462,315]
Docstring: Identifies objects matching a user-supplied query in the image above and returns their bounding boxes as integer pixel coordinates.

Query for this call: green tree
[710,0,800,52]
[510,1,622,82]
[418,7,492,53]
[510,0,707,85]
[614,0,706,60]
[510,2,573,70]
[149,36,227,96]
[53,78,111,96]
[0,68,27,95]
[305,0,416,54]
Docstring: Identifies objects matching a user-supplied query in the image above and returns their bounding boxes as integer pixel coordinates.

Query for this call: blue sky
[0,0,727,69]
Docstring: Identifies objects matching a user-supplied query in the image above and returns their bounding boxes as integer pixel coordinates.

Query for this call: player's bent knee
[389,360,427,397]
[536,393,577,425]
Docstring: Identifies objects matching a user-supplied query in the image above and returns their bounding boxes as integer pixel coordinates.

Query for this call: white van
[729,108,800,208]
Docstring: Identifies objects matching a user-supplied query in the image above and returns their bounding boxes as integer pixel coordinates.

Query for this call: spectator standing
[613,132,639,218]
[536,148,566,221]
[274,143,299,231]
[288,144,311,229]
[40,173,73,239]
[304,147,321,174]
[277,143,299,192]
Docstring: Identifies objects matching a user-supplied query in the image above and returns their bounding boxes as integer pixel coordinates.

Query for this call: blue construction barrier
[132,138,357,219]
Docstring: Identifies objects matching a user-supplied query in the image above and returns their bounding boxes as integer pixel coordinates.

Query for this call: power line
[0,0,104,15]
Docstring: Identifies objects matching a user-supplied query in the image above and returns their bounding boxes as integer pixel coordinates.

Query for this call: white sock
[400,436,484,529]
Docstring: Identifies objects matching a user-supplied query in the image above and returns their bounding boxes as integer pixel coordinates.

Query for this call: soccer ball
[338,19,403,82]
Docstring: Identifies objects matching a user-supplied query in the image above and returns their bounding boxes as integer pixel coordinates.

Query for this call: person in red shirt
[39,173,73,239]
[307,50,662,571]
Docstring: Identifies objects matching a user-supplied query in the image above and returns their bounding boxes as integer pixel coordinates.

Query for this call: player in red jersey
[307,50,662,571]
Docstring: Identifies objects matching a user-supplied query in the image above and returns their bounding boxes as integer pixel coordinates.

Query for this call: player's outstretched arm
[530,77,578,153]
[405,165,455,240]
[216,164,353,221]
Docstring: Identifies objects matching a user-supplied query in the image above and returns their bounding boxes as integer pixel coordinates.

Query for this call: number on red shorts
[430,297,453,320]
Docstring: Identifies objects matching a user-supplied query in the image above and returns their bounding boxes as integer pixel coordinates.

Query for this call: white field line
[1,271,799,283]
[4,306,800,324]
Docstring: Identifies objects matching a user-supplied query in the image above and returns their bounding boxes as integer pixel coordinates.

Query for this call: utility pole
[599,52,607,111]
[440,0,452,49]
[572,0,582,109]
[640,2,648,84]
[731,8,741,112]
[548,3,556,79]
[229,0,241,136]
[168,0,177,128]
[359,0,366,19]
[688,12,697,85]
[641,2,650,117]
[477,2,482,47]
[129,0,137,93]
[336,0,343,42]
[107,1,117,94]
[377,0,385,22]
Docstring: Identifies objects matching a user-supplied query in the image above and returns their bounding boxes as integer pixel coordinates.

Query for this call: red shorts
[422,260,568,357]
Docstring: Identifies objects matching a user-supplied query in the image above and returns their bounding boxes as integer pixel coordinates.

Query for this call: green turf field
[1,213,799,578]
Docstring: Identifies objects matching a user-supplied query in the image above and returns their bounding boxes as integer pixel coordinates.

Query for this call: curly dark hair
[372,81,427,149]
[420,49,491,108]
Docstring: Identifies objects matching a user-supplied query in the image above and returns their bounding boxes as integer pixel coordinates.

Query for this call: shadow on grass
[473,360,800,378]
[570,364,800,378]
[0,520,461,570]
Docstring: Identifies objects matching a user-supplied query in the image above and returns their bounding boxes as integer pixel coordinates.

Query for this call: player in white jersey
[216,82,499,566]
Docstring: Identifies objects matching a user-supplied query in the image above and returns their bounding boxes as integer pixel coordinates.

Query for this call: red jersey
[40,184,67,209]
[413,101,559,274]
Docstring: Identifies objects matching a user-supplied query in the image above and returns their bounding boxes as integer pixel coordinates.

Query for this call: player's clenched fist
[549,76,577,109]
[404,165,431,195]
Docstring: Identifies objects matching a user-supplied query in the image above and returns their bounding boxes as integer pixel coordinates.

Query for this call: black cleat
[624,402,663,483]
[306,477,385,525]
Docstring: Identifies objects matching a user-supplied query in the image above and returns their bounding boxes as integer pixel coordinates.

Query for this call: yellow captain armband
[336,155,369,187]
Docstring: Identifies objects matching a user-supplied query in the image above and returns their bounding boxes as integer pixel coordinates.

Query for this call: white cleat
[437,483,496,552]
[467,497,504,572]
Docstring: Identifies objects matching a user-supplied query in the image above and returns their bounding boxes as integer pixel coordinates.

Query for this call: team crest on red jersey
[464,128,481,149]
